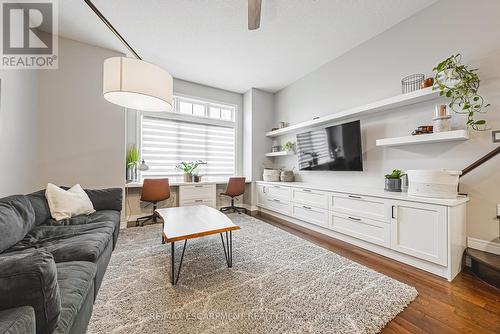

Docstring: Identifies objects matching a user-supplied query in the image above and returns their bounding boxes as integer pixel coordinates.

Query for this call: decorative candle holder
[435,104,450,119]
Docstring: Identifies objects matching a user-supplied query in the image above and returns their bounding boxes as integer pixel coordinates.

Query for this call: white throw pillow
[45,183,96,221]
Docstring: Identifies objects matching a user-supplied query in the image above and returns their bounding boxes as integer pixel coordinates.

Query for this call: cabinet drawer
[266,185,291,201]
[330,193,390,223]
[292,204,329,228]
[292,188,328,209]
[265,198,291,216]
[179,184,216,200]
[179,199,216,208]
[330,213,390,248]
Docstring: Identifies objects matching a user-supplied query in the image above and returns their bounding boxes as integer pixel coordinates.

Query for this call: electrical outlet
[493,130,500,143]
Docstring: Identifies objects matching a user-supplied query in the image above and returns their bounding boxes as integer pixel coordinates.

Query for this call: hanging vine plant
[433,54,490,130]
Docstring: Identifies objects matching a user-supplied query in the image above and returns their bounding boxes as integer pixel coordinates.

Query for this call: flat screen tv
[296,120,363,171]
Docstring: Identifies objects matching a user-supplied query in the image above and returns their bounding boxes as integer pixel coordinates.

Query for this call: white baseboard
[467,237,500,256]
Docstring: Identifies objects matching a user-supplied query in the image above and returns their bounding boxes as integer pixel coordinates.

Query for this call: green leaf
[474,120,486,125]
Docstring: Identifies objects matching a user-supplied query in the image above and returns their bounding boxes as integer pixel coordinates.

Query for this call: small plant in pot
[282,141,295,152]
[176,160,207,182]
[126,146,140,182]
[385,169,405,192]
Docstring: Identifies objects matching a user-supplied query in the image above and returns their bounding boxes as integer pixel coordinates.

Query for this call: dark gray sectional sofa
[0,188,122,334]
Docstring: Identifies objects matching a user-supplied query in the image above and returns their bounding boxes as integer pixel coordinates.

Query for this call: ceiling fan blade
[248,0,262,30]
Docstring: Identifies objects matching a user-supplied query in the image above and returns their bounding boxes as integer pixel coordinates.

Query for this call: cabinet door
[257,185,267,207]
[390,201,447,266]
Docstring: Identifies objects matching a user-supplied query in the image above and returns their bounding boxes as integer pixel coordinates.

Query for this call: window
[140,96,237,179]
[171,96,235,121]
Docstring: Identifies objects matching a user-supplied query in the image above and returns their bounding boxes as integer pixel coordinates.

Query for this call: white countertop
[256,180,469,207]
[126,178,251,188]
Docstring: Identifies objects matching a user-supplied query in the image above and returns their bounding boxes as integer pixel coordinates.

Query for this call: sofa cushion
[84,188,123,212]
[7,222,115,263]
[87,210,121,249]
[0,306,36,334]
[0,251,60,334]
[0,195,35,253]
[87,209,120,225]
[26,190,51,226]
[53,261,96,334]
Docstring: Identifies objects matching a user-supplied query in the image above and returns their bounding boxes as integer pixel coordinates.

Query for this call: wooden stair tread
[466,248,500,269]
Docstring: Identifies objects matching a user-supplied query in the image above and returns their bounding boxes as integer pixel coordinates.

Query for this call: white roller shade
[141,115,235,178]
[103,57,173,112]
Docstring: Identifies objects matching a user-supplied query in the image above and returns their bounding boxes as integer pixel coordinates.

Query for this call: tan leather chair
[220,177,247,214]
[136,178,170,228]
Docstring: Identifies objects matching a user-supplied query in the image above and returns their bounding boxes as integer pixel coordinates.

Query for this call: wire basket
[401,74,425,94]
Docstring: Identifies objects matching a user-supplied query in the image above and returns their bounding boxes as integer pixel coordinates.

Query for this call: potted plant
[282,141,295,152]
[384,169,405,192]
[433,54,490,130]
[176,160,207,182]
[126,146,140,182]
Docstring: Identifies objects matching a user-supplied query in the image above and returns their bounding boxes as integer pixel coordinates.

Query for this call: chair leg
[153,203,158,223]
[220,197,247,215]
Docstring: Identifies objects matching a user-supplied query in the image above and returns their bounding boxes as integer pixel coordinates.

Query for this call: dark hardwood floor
[254,212,500,334]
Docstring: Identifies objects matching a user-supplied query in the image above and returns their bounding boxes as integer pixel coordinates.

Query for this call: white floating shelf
[265,151,295,157]
[266,87,441,137]
[376,130,469,147]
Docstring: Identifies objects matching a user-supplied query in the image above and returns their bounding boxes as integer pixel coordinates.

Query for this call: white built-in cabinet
[179,184,216,208]
[256,181,468,281]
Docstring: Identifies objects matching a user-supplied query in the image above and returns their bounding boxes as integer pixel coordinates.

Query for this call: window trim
[137,94,240,180]
[173,93,236,122]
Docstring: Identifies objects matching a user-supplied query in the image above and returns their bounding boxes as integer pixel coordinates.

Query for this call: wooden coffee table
[155,205,240,285]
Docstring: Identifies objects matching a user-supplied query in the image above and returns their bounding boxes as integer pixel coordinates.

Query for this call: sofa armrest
[84,188,123,212]
[0,251,61,334]
[0,306,35,334]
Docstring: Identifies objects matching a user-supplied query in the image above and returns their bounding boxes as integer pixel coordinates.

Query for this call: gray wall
[0,70,39,196]
[273,0,500,242]
[38,37,126,189]
[242,88,274,206]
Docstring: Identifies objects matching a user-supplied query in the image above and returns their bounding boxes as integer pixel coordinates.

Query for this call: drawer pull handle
[302,189,312,192]
[348,195,362,199]
[302,205,312,210]
[194,185,203,188]
[272,199,280,203]
[274,185,281,188]
[348,216,362,221]
[194,199,203,202]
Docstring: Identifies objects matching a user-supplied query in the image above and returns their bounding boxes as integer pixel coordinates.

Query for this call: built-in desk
[125,178,250,188]
[124,178,252,223]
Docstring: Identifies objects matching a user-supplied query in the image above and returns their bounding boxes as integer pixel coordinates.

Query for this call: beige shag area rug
[88,213,417,333]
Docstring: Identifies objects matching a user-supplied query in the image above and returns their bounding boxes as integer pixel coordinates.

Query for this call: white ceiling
[57,0,437,93]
